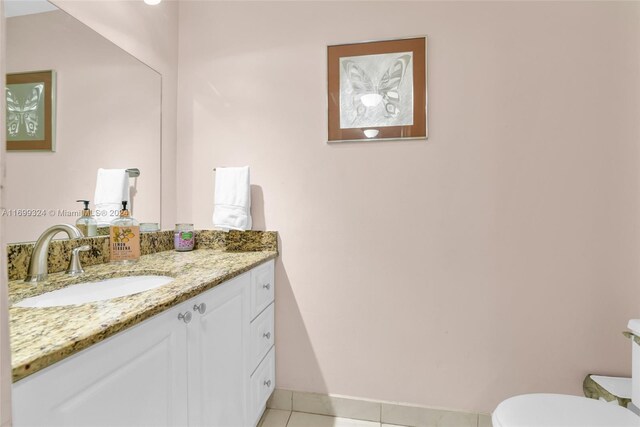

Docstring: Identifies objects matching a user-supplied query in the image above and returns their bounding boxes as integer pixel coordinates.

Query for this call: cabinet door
[188,273,250,427]
[249,303,274,373]
[250,260,275,321]
[12,304,190,427]
[249,347,275,426]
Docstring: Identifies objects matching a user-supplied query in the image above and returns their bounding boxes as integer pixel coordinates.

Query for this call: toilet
[492,319,640,426]
[492,393,640,426]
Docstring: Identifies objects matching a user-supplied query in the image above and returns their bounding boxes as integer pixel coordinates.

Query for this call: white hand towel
[212,166,252,231]
[94,168,130,226]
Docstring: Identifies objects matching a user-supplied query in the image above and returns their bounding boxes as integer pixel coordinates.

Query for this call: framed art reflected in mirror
[327,37,427,143]
[6,70,56,151]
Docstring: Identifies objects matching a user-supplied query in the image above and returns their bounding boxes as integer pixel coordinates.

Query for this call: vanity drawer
[250,347,275,422]
[250,260,274,320]
[250,303,274,372]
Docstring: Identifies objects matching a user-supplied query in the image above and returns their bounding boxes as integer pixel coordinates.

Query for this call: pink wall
[52,0,179,231]
[6,10,161,243]
[177,1,640,413]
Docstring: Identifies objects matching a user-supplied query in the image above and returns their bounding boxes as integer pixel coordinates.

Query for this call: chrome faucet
[25,224,84,283]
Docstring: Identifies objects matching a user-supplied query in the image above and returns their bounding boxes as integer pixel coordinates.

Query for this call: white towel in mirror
[94,168,129,226]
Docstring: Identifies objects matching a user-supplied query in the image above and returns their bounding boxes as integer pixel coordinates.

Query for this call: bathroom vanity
[8,234,277,427]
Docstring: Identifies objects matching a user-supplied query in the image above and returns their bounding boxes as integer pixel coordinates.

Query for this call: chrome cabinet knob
[193,303,207,314]
[264,379,272,387]
[178,311,192,323]
[263,332,271,339]
[263,283,271,290]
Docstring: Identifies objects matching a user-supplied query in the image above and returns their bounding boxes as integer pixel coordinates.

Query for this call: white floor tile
[259,409,291,427]
[287,411,381,427]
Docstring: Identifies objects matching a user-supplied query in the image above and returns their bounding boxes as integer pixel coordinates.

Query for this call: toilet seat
[493,394,640,427]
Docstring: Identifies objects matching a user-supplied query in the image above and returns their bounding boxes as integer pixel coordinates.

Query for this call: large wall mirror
[4,0,162,243]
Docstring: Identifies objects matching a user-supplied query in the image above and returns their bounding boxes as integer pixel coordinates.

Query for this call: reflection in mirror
[4,0,162,243]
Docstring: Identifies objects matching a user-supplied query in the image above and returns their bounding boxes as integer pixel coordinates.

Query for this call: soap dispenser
[109,201,140,264]
[76,200,98,237]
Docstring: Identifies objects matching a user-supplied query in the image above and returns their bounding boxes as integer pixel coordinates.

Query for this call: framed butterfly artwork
[5,70,56,151]
[327,37,427,143]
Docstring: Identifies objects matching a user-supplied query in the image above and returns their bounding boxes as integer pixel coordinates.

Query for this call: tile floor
[258,409,399,427]
[258,409,493,427]
[263,389,492,427]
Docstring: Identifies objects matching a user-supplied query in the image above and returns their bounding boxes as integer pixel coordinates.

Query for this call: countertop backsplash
[7,230,278,281]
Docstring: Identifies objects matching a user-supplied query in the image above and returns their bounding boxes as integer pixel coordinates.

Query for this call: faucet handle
[67,245,91,276]
[75,245,92,253]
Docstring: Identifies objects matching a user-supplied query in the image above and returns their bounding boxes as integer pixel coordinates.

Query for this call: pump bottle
[109,201,140,263]
[76,199,97,237]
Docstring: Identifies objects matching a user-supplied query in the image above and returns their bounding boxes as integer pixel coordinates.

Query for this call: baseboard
[267,388,492,427]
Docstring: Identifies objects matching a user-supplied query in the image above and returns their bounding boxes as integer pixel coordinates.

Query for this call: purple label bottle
[174,224,195,251]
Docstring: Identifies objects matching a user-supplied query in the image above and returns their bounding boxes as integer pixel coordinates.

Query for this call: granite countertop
[8,248,277,382]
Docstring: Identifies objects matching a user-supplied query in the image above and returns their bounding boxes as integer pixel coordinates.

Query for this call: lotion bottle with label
[110,201,140,264]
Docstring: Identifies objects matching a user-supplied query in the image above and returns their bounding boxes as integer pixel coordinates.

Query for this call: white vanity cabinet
[247,261,276,426]
[12,259,275,427]
[187,273,250,427]
[13,301,191,427]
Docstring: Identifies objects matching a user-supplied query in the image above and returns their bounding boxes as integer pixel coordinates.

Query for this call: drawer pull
[263,283,271,290]
[178,311,192,324]
[263,332,271,339]
[193,303,207,314]
[264,379,272,387]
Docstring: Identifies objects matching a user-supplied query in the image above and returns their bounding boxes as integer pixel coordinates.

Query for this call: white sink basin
[14,275,175,308]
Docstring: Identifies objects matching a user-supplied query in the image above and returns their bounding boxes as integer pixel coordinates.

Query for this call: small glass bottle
[76,199,97,237]
[110,201,140,263]
[174,224,195,252]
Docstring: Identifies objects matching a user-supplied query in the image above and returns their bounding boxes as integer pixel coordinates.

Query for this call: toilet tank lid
[628,319,640,335]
